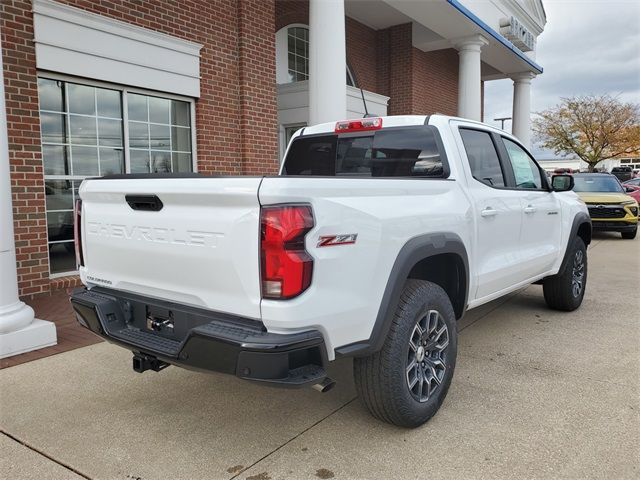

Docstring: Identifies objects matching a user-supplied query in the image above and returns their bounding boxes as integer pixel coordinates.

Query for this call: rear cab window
[282,126,448,178]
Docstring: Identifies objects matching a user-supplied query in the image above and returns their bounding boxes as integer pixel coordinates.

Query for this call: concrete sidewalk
[1,233,638,480]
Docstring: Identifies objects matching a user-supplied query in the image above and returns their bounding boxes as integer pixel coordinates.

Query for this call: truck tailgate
[79,177,262,319]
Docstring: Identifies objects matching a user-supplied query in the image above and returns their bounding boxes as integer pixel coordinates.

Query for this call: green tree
[533,95,640,171]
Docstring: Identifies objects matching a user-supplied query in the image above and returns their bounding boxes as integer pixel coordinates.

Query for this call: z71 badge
[317,234,358,247]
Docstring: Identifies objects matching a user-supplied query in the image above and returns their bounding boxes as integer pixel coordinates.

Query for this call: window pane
[149,97,170,124]
[150,124,170,150]
[41,112,66,144]
[502,138,543,189]
[130,149,150,173]
[150,151,171,173]
[282,127,444,178]
[49,240,76,274]
[98,118,123,147]
[71,146,99,176]
[47,211,74,242]
[295,38,306,57]
[43,145,69,176]
[128,122,149,148]
[172,153,192,172]
[45,180,73,211]
[459,129,505,187]
[171,126,191,152]
[171,101,190,126]
[38,78,64,112]
[69,115,97,145]
[68,84,95,115]
[97,89,122,118]
[128,94,148,122]
[99,148,124,175]
[288,52,296,72]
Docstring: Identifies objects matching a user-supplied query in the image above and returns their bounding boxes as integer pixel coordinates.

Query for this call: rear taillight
[260,205,314,299]
[74,198,84,268]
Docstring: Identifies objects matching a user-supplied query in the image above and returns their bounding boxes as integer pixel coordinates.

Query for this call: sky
[483,0,640,158]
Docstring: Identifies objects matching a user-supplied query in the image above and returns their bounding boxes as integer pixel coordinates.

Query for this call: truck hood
[576,192,635,204]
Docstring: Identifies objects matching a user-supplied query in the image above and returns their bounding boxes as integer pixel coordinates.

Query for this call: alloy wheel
[406,310,449,403]
[571,249,585,298]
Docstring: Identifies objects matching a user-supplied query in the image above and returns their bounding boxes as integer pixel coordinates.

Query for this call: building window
[38,77,194,275]
[127,94,192,173]
[287,27,309,82]
[276,25,356,86]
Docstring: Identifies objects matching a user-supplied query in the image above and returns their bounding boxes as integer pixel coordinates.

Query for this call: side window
[459,128,505,187]
[501,138,543,189]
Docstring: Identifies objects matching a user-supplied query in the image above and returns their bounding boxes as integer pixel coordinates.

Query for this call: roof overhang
[345,0,543,78]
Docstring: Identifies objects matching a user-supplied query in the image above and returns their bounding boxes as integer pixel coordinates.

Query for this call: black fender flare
[556,212,592,275]
[335,232,469,357]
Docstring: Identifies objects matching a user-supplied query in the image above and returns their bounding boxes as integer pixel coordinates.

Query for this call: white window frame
[39,72,198,278]
[39,72,198,173]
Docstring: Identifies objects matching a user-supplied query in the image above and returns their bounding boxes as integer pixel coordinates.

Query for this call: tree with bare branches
[533,95,640,172]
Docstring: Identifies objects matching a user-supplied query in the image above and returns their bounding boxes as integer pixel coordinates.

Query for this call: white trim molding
[32,0,203,97]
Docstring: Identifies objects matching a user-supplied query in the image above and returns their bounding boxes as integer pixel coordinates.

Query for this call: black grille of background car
[588,206,626,218]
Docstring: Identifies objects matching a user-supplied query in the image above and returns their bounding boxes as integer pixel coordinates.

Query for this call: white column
[0,39,56,358]
[455,35,488,121]
[309,0,347,125]
[511,72,536,148]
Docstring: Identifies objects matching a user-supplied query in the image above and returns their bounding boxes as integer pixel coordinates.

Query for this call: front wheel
[621,227,637,239]
[543,236,587,311]
[353,280,458,428]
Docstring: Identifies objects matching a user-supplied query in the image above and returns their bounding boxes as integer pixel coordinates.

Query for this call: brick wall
[2,0,49,297]
[375,24,459,116]
[275,0,307,30]
[345,17,377,93]
[412,48,459,116]
[1,0,278,297]
[385,23,414,115]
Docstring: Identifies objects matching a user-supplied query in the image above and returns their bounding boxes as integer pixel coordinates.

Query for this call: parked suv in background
[71,115,591,427]
[611,166,633,182]
[573,173,639,239]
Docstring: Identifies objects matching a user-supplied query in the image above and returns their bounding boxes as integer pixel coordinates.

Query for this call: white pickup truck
[71,115,591,427]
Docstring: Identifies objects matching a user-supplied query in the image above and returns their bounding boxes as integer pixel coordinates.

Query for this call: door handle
[481,207,498,217]
[524,205,537,214]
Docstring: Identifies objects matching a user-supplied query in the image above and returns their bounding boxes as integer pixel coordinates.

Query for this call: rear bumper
[70,287,328,387]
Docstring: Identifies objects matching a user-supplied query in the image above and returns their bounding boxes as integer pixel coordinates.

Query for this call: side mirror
[624,186,635,193]
[551,174,574,192]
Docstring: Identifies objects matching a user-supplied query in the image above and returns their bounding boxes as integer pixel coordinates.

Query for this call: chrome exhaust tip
[312,377,336,393]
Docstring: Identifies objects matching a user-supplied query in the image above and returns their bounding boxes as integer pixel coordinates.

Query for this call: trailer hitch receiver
[132,353,169,373]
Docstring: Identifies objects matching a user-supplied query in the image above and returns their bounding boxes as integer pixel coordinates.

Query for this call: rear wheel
[621,227,637,239]
[353,280,457,428]
[543,236,587,311]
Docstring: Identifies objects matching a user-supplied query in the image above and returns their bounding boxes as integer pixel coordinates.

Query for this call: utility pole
[494,116,512,130]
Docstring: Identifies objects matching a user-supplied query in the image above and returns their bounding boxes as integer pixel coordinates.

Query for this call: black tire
[353,280,457,428]
[543,236,587,311]
[621,227,637,239]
